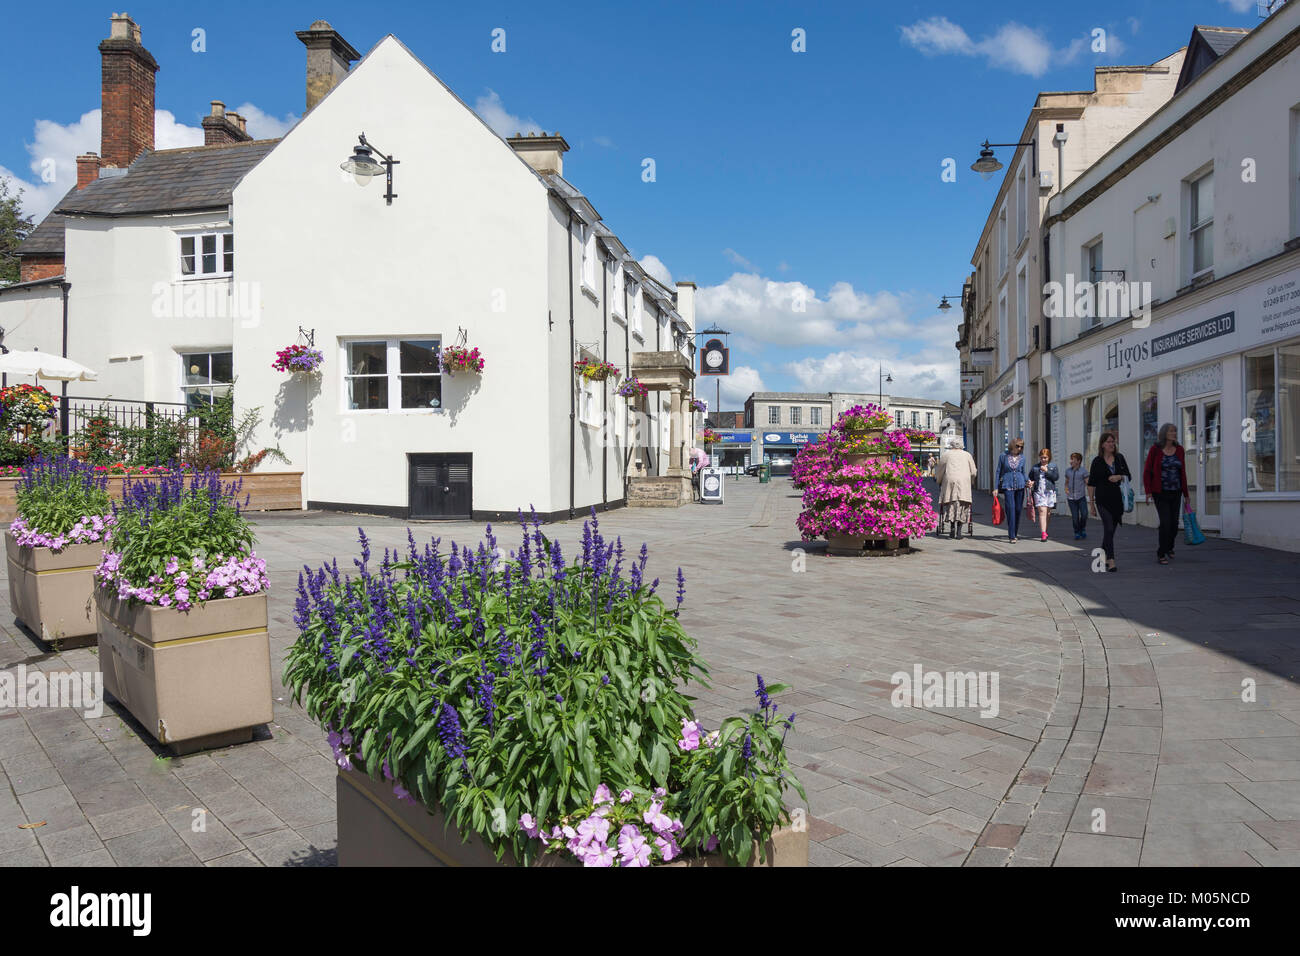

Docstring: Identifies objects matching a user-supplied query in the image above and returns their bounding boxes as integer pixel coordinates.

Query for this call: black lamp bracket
[358,132,399,205]
[298,326,315,348]
[980,139,1037,176]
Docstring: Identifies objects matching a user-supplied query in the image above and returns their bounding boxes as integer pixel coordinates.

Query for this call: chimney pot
[507,133,570,177]
[100,13,158,169]
[296,20,360,112]
[210,100,225,117]
[76,152,103,191]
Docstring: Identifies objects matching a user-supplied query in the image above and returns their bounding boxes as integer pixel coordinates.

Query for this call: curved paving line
[962,543,1162,866]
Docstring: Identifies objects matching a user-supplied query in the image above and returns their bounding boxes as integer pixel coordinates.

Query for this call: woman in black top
[1087,431,1131,572]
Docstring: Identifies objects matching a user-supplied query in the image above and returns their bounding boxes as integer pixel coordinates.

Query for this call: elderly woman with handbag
[934,438,977,540]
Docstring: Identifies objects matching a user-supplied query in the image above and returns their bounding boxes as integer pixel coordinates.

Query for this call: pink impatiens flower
[618,789,634,804]
[677,719,702,751]
[593,783,613,805]
[617,824,652,867]
[520,814,540,838]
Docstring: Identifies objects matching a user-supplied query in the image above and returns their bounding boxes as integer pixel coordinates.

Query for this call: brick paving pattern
[2,479,1298,866]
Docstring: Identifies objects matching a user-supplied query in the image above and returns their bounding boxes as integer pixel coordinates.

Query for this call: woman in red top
[1142,423,1190,565]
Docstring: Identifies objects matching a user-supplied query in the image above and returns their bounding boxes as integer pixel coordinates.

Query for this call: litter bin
[759,462,771,483]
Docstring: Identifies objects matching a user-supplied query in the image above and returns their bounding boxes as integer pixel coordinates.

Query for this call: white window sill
[611,309,625,322]
[581,284,600,304]
[341,407,445,415]
[631,329,644,343]
[178,274,232,282]
[1242,491,1300,500]
[612,314,627,328]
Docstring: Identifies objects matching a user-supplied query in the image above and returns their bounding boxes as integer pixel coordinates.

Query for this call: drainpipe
[601,252,608,508]
[623,275,632,491]
[568,211,576,519]
[59,280,71,438]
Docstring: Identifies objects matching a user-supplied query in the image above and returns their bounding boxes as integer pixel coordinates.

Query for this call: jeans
[1002,489,1025,539]
[1098,506,1118,560]
[1154,491,1182,557]
[1067,497,1088,534]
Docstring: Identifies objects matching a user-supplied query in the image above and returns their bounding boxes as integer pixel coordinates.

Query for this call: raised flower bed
[285,512,808,867]
[797,405,938,555]
[94,469,272,754]
[6,457,113,648]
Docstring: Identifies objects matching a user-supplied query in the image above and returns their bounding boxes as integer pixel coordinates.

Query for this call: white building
[2,15,700,520]
[1045,6,1300,550]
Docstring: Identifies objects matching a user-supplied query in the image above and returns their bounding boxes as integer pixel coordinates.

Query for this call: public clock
[701,338,729,375]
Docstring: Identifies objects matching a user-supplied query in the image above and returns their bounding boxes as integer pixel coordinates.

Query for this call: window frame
[578,223,598,295]
[178,230,234,280]
[998,206,1008,277]
[1245,345,1300,496]
[1187,170,1215,281]
[810,407,822,426]
[611,263,625,319]
[340,336,443,414]
[768,406,781,425]
[789,406,802,426]
[179,350,233,408]
[1016,167,1028,244]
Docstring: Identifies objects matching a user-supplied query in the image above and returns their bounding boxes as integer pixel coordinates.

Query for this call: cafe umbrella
[0,350,100,435]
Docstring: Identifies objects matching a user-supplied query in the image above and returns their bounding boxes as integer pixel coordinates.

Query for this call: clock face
[705,349,724,368]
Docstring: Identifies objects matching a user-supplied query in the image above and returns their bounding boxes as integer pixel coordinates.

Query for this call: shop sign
[763,432,819,445]
[960,372,983,391]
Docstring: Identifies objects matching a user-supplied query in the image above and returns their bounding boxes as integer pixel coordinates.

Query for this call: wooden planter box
[0,471,303,524]
[5,532,100,648]
[337,767,808,867]
[95,589,272,755]
[826,532,911,556]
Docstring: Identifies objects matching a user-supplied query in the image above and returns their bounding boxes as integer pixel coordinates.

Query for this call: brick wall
[19,258,64,283]
[99,32,158,170]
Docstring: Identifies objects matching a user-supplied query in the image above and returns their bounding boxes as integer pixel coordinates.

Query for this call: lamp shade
[341,143,383,186]
[938,297,953,312]
[971,144,1002,181]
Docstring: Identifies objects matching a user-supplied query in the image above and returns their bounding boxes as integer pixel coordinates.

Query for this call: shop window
[180,351,233,409]
[1140,382,1159,458]
[344,338,442,412]
[1246,346,1300,492]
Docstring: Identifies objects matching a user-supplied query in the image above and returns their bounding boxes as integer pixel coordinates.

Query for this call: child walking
[1064,452,1089,540]
[1028,448,1060,542]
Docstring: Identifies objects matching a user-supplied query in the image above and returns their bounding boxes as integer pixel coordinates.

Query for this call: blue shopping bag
[1183,502,1206,546]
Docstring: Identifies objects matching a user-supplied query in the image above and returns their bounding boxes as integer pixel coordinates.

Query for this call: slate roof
[1174,25,1252,93]
[17,139,278,262]
[57,139,279,216]
[15,188,75,256]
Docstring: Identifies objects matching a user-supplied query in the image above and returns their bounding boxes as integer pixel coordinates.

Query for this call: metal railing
[62,396,199,464]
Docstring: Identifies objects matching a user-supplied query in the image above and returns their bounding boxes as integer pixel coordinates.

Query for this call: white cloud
[901,16,1126,77]
[717,365,766,407]
[1219,0,1256,12]
[784,351,958,403]
[639,254,673,286]
[0,106,285,224]
[473,89,543,138]
[722,248,759,272]
[229,103,298,140]
[592,135,616,149]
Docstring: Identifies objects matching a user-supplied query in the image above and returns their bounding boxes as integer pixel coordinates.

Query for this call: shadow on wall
[272,373,321,438]
[442,373,481,426]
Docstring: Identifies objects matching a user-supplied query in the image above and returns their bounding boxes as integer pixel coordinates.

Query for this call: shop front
[712,430,757,475]
[1052,260,1300,549]
[760,430,827,476]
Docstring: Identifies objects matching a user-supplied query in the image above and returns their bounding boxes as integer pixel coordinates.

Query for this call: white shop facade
[1046,256,1300,551]
[970,358,1028,489]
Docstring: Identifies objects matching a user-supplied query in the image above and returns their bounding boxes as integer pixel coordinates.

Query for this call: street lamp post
[340,133,399,204]
[971,139,1037,181]
[879,365,892,409]
[937,294,964,313]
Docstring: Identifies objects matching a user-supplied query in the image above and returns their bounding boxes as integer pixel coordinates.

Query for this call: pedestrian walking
[1142,422,1190,565]
[1064,452,1089,540]
[994,438,1029,543]
[1088,432,1132,572]
[1028,448,1060,542]
[934,438,977,540]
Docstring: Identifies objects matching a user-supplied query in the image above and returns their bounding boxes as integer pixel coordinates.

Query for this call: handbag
[1120,476,1135,513]
[1183,500,1206,546]
[992,495,1004,526]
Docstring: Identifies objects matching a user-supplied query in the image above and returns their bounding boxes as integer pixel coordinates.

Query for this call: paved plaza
[2,478,1299,867]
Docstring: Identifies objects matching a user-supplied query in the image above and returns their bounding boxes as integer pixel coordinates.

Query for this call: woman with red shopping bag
[994,438,1028,542]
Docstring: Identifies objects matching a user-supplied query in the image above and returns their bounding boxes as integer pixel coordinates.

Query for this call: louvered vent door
[408,454,472,519]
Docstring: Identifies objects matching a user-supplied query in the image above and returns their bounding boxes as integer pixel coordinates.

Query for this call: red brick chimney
[99,13,158,169]
[76,152,104,190]
[201,101,253,146]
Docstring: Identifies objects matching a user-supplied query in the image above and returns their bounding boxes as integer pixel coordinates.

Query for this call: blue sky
[0,0,1267,406]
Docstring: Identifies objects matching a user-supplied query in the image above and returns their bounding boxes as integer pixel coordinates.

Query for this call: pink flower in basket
[441,345,485,376]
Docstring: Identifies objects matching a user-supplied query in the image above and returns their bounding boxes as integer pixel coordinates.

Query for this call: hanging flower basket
[689,399,707,414]
[616,378,648,400]
[574,359,621,382]
[271,345,324,374]
[441,345,485,376]
[700,428,720,445]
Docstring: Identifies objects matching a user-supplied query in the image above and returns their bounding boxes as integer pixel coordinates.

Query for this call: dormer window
[180,231,233,278]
